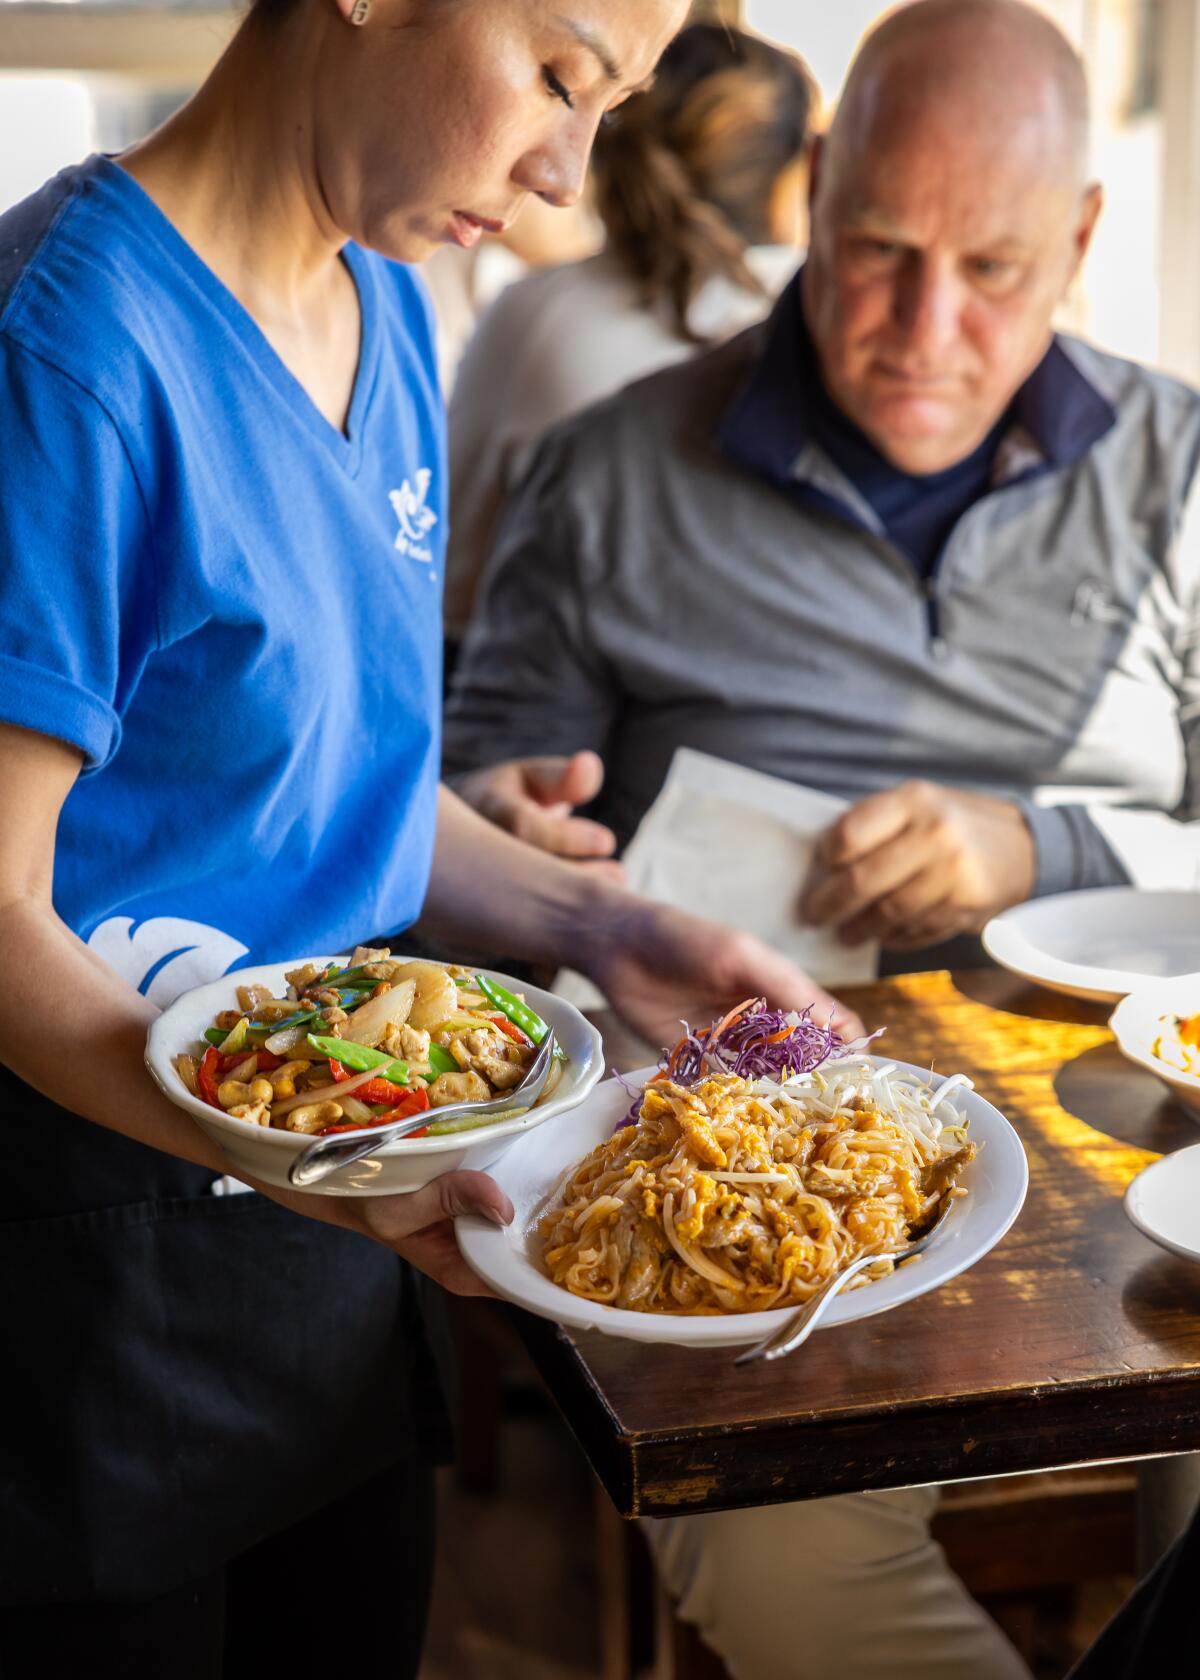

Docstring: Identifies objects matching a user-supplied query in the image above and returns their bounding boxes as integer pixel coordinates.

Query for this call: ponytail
[591,26,816,344]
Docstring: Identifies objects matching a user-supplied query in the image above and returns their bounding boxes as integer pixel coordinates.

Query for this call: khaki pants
[643,1486,1032,1680]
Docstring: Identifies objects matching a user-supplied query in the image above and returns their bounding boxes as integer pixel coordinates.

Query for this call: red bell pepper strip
[327,1058,408,1106]
[486,1013,533,1048]
[197,1047,222,1109]
[319,1086,431,1136]
[374,1088,431,1124]
[217,1049,283,1074]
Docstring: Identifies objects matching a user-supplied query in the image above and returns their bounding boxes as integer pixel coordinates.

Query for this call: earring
[350,0,370,23]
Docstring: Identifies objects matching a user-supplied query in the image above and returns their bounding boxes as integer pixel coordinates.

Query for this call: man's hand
[455,751,620,868]
[583,897,865,1048]
[801,781,1036,949]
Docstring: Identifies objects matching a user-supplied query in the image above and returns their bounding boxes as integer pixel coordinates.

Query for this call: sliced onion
[341,978,416,1049]
[270,1061,384,1118]
[264,1022,317,1056]
[334,1094,374,1125]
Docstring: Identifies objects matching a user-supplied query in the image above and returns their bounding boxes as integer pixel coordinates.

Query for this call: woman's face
[316,0,687,260]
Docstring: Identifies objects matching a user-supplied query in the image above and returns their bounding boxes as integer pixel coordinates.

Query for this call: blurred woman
[444,22,817,640]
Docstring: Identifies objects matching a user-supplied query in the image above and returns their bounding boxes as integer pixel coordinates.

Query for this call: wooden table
[515,969,1200,1518]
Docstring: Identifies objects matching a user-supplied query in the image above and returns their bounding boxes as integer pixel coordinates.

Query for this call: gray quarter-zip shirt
[443,295,1200,898]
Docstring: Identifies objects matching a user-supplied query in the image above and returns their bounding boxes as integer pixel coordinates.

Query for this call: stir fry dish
[174,948,564,1138]
[1152,1010,1200,1077]
[540,1000,974,1315]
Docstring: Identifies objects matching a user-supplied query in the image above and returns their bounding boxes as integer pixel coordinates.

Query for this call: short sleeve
[0,338,154,770]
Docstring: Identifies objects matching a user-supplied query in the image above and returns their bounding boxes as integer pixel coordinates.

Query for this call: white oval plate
[983,889,1200,1003]
[146,957,603,1196]
[1125,1142,1200,1263]
[1109,974,1200,1121]
[455,1056,1028,1348]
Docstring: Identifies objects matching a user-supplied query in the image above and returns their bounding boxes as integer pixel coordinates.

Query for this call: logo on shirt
[389,469,438,563]
[86,915,249,1008]
[1070,580,1125,627]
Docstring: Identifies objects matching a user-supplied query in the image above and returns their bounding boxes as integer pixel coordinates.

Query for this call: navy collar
[715,270,1117,500]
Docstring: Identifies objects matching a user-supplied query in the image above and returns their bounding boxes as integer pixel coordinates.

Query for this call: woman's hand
[579,896,864,1047]
[352,1170,514,1297]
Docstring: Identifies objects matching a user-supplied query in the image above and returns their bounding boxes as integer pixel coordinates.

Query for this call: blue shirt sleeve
[0,337,156,770]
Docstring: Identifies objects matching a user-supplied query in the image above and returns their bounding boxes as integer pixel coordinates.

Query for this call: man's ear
[807,132,825,218]
[1069,181,1104,281]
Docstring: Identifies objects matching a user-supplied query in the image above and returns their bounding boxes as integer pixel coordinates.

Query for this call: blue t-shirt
[0,156,447,1004]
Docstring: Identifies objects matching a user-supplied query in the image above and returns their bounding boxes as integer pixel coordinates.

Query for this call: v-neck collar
[90,154,381,477]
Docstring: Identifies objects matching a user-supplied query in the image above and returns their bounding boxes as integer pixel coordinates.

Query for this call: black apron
[0,1065,450,1606]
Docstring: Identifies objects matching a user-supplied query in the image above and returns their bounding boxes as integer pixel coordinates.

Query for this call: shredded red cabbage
[618,998,846,1127]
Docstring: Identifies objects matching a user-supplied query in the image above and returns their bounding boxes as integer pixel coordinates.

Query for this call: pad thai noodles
[540,1000,974,1315]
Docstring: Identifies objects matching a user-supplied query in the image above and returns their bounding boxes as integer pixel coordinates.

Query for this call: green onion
[427,1108,521,1137]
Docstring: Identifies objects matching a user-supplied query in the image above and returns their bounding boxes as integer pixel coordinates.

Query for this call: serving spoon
[289,1030,557,1189]
[734,1192,960,1367]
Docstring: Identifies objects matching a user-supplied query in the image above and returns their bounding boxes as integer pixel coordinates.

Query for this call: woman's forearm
[0,896,375,1234]
[0,896,232,1170]
[421,784,630,971]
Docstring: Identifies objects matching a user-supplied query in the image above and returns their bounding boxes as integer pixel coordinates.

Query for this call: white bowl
[1109,973,1200,1120]
[1125,1142,1200,1262]
[146,956,604,1195]
[455,1057,1029,1348]
[983,888,1200,1003]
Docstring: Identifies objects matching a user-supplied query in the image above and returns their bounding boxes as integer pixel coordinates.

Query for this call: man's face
[803,104,1101,474]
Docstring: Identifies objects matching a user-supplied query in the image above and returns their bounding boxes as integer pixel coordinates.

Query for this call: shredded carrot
[707,997,758,1044]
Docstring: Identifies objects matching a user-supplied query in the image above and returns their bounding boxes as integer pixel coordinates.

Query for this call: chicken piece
[380,1022,432,1064]
[477,1057,526,1091]
[804,1165,856,1199]
[318,1005,349,1036]
[701,1208,761,1250]
[348,944,391,968]
[284,961,325,993]
[447,1027,527,1092]
[444,1027,504,1070]
[427,1070,491,1108]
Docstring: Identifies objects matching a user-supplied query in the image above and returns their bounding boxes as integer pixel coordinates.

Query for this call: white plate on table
[147,956,603,1197]
[1109,973,1200,1120]
[455,1055,1029,1349]
[983,888,1200,1003]
[1125,1143,1200,1263]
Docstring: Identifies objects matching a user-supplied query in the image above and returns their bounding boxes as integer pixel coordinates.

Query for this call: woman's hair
[592,24,816,344]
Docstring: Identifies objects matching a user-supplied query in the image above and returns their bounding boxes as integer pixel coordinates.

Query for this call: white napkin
[555,748,878,1008]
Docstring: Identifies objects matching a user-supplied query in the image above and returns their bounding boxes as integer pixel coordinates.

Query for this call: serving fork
[734,1193,960,1367]
[289,1030,557,1189]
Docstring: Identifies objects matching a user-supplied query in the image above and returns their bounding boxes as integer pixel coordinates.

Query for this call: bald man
[444,9,1200,1670]
[448,0,1200,962]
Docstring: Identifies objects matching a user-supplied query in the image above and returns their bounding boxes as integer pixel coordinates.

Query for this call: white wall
[0,74,96,213]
